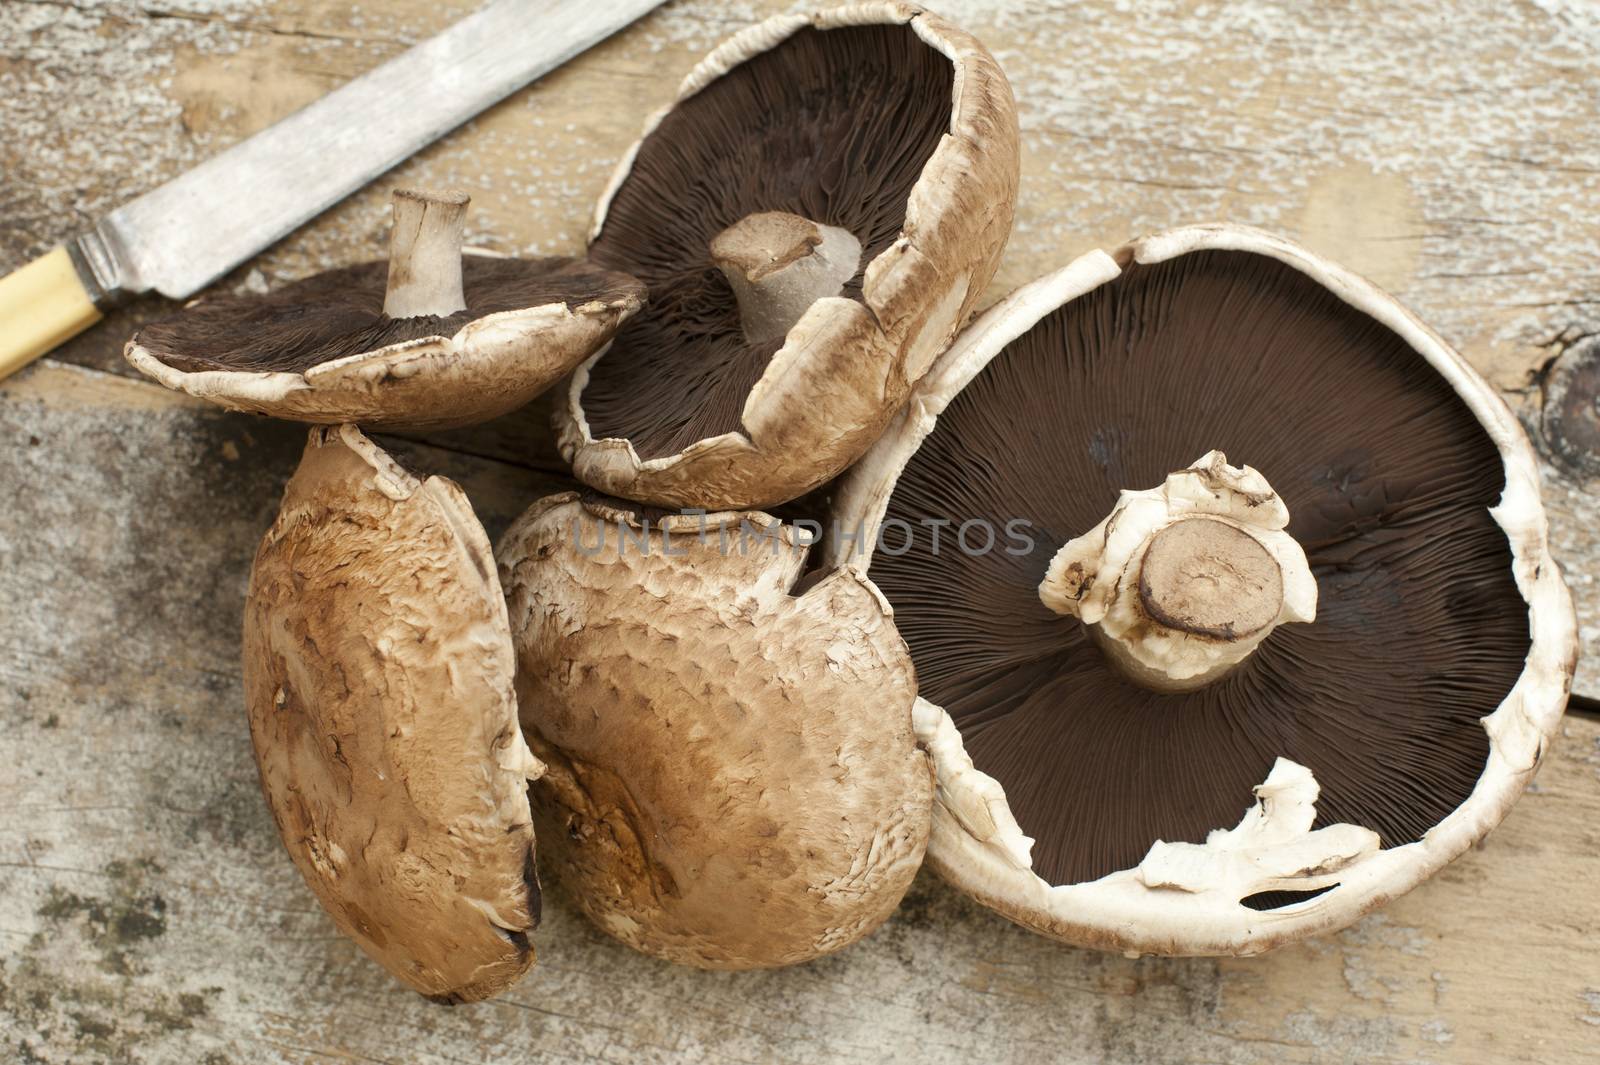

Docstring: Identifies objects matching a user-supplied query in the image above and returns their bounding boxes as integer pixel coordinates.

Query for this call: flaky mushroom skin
[498,495,932,968]
[561,3,1020,509]
[244,426,543,1000]
[828,225,1579,956]
[127,260,643,431]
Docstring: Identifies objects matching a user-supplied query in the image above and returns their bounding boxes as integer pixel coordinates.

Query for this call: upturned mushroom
[560,3,1020,510]
[127,188,644,430]
[825,224,1578,955]
[243,424,544,1001]
[496,495,933,968]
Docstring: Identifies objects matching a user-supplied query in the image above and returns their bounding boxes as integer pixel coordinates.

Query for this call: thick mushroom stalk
[710,211,862,345]
[383,188,470,319]
[1039,451,1317,692]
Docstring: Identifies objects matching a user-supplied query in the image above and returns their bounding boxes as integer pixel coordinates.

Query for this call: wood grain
[2,1,1598,1062]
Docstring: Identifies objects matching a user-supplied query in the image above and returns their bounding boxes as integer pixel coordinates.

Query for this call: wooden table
[3,2,1598,1061]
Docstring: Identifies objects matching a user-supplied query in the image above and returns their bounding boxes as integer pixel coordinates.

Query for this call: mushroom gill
[580,23,955,459]
[136,256,643,375]
[865,248,1530,887]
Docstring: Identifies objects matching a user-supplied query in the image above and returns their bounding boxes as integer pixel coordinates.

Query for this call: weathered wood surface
[2,1,1598,1062]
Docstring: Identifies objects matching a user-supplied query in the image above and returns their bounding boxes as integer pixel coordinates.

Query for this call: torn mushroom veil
[825,224,1578,956]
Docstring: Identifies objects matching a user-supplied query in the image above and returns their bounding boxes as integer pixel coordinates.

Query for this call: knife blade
[0,0,665,382]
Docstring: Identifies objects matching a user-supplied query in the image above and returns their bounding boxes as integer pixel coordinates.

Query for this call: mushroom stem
[710,211,862,345]
[1039,451,1318,692]
[383,188,470,319]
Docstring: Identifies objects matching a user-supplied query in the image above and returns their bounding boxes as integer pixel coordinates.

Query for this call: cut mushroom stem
[1039,451,1318,692]
[710,211,862,345]
[383,187,470,319]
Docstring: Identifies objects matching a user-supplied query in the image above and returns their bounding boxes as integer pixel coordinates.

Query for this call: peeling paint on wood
[3,1,1599,1062]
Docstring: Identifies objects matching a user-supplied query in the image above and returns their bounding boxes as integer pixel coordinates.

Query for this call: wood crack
[12,0,412,47]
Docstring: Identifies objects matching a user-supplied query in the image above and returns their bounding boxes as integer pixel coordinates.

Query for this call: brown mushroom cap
[562,4,1019,509]
[497,494,932,969]
[128,256,644,430]
[243,425,543,1000]
[826,226,1577,953]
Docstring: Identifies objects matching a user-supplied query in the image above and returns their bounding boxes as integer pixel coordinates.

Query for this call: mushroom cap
[128,257,644,431]
[497,494,932,968]
[560,3,1020,509]
[826,224,1578,955]
[243,425,544,1000]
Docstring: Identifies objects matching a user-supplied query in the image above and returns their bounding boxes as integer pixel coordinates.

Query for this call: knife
[0,0,665,382]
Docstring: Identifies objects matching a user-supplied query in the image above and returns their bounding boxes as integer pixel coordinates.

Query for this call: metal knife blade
[69,0,664,305]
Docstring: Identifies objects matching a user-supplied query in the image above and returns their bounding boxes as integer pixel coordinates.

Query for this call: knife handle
[0,247,104,382]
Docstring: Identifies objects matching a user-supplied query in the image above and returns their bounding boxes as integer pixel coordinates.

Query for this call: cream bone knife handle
[0,246,104,381]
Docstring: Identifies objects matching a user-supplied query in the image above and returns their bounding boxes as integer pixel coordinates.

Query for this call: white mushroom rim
[828,223,1578,955]
[563,1,1002,478]
[125,297,608,410]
